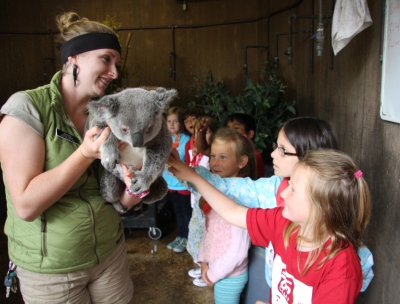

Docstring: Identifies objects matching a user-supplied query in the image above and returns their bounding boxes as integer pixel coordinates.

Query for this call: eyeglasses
[272,142,297,157]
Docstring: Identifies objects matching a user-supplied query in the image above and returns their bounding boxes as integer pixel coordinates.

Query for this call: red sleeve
[246,207,287,247]
[255,150,265,178]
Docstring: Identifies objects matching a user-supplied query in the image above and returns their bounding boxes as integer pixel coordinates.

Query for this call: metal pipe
[275,30,311,69]
[170,28,176,80]
[316,0,324,56]
[287,14,331,65]
[288,16,294,65]
[1,0,306,79]
[310,0,315,72]
[287,15,316,65]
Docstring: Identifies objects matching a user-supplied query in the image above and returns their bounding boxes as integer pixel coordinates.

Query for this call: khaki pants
[16,237,133,304]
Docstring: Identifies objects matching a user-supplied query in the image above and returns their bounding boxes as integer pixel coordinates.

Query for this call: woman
[0,12,141,303]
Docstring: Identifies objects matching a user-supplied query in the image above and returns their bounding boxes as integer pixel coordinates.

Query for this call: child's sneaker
[173,237,187,253]
[193,278,208,287]
[167,237,181,250]
[188,267,202,279]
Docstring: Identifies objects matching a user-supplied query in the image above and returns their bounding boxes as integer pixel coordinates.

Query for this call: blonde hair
[212,128,257,180]
[56,12,116,46]
[165,106,184,133]
[283,149,371,275]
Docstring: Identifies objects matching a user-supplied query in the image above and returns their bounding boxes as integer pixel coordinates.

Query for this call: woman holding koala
[0,12,141,304]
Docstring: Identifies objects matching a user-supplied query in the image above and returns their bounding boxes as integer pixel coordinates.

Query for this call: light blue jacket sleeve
[358,245,374,292]
[192,166,282,209]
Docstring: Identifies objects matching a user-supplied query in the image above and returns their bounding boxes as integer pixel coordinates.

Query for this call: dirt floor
[0,206,215,304]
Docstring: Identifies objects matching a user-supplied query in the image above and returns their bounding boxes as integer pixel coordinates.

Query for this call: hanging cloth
[331,0,372,55]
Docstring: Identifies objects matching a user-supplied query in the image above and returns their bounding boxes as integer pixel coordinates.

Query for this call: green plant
[189,66,296,153]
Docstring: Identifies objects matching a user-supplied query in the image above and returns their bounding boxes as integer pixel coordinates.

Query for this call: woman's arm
[167,149,248,228]
[0,115,110,221]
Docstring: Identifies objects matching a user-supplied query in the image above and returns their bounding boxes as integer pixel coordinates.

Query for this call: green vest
[4,71,123,273]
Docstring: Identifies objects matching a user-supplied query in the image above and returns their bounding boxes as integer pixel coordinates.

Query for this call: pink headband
[354,170,363,179]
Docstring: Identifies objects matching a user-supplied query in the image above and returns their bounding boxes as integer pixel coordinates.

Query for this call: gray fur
[87,87,176,212]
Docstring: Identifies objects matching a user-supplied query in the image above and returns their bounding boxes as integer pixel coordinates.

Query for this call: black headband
[60,32,121,64]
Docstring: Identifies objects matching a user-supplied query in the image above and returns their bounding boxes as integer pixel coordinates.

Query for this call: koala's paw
[128,170,153,194]
[141,177,169,205]
[111,202,127,214]
[101,155,120,172]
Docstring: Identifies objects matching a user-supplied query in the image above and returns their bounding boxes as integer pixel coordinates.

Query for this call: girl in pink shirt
[197,128,257,304]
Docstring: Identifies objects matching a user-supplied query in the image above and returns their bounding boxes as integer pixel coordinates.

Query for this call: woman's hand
[79,126,111,160]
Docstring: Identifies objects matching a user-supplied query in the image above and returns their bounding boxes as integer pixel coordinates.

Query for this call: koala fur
[87,87,176,212]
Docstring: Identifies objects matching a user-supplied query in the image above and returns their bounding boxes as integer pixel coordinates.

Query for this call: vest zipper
[79,163,100,264]
[40,214,47,256]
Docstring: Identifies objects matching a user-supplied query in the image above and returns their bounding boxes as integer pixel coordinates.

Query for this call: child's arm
[194,166,280,209]
[168,149,248,228]
[194,117,211,156]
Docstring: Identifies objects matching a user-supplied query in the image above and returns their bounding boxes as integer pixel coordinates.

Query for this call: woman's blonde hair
[55,12,116,46]
[284,149,371,275]
[212,128,257,180]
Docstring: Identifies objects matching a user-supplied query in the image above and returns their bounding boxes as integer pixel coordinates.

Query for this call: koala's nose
[132,132,144,147]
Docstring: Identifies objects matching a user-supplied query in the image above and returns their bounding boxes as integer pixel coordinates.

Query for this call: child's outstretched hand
[167,149,196,182]
[196,116,210,133]
[194,117,211,156]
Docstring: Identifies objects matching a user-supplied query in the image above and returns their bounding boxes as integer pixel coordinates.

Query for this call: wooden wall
[1,0,399,303]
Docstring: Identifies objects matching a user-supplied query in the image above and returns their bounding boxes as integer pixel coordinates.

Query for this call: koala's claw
[129,176,149,194]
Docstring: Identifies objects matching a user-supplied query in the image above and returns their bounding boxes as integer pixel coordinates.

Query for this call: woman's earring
[72,64,77,87]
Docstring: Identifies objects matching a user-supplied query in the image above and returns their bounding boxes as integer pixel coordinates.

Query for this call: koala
[87,87,177,212]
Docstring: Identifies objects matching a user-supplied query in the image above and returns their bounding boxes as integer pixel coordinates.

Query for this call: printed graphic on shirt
[265,241,275,286]
[271,255,312,303]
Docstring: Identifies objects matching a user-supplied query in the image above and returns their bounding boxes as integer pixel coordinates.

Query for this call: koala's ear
[88,96,120,117]
[104,97,120,116]
[154,88,178,111]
